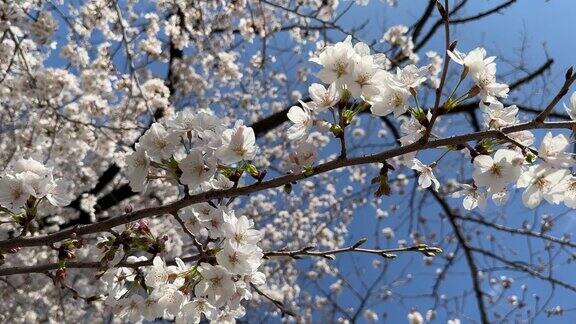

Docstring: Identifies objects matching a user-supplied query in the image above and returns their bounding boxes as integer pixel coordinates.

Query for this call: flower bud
[330,124,343,137]
[55,268,67,285]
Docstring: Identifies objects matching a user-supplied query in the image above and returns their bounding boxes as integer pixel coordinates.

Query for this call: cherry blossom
[448,47,509,101]
[216,241,264,275]
[310,36,356,86]
[287,101,315,142]
[140,123,180,161]
[480,100,518,129]
[447,47,495,76]
[538,132,575,168]
[369,84,411,117]
[564,91,576,119]
[216,121,258,164]
[179,149,217,190]
[399,112,430,145]
[345,55,384,98]
[195,264,237,307]
[0,175,29,212]
[472,149,523,194]
[408,310,424,324]
[411,159,440,191]
[118,295,146,323]
[563,176,576,208]
[0,158,72,211]
[176,297,218,324]
[452,184,487,211]
[125,146,150,192]
[289,141,318,174]
[309,83,340,111]
[145,256,184,289]
[391,64,429,90]
[222,215,263,248]
[516,165,569,208]
[154,283,187,316]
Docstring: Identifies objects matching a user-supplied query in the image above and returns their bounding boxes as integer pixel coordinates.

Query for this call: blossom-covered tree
[0,0,575,323]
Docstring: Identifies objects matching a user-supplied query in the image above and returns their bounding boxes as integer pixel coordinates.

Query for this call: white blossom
[0,175,30,211]
[216,121,258,164]
[411,159,440,191]
[125,145,150,192]
[480,100,518,129]
[408,310,424,324]
[516,165,570,208]
[447,47,495,75]
[289,141,317,174]
[140,123,179,161]
[311,36,356,86]
[287,101,315,142]
[563,176,576,208]
[153,283,187,316]
[118,295,145,323]
[145,256,185,289]
[216,241,263,275]
[195,264,236,307]
[538,132,575,168]
[369,84,411,117]
[179,149,216,189]
[452,184,487,210]
[344,54,383,98]
[564,91,576,119]
[176,298,218,324]
[222,215,263,248]
[309,83,340,111]
[0,158,72,211]
[472,149,523,193]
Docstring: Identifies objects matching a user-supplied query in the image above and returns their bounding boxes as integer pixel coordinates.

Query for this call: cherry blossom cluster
[124,109,260,194]
[103,207,265,323]
[447,49,576,210]
[116,109,268,322]
[0,158,73,214]
[286,36,441,173]
[288,36,440,185]
[458,133,576,210]
[289,36,576,213]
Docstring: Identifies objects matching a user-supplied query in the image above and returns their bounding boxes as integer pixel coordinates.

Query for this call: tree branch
[1,119,575,251]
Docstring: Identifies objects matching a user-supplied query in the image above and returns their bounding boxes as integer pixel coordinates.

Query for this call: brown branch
[470,246,576,293]
[0,242,438,277]
[456,215,576,249]
[450,0,517,24]
[422,0,451,143]
[1,118,575,252]
[508,59,553,90]
[535,67,576,122]
[264,241,441,260]
[0,254,201,276]
[411,0,437,42]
